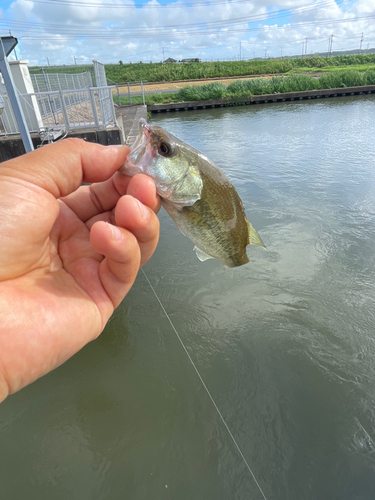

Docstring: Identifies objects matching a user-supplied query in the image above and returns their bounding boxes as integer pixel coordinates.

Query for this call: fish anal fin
[194,246,214,262]
[247,220,266,248]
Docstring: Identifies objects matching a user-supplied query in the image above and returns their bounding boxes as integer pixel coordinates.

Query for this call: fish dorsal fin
[247,220,266,248]
[194,246,214,262]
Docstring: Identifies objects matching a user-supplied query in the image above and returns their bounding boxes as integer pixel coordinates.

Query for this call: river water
[2,96,375,500]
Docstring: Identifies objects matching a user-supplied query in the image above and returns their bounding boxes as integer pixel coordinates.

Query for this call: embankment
[148,85,375,113]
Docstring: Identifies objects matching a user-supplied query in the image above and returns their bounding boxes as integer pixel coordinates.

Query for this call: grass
[116,93,177,105]
[114,69,375,105]
[287,63,375,75]
[31,53,375,85]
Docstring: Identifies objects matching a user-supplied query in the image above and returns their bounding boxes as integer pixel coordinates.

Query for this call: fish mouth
[124,118,155,173]
[132,118,150,150]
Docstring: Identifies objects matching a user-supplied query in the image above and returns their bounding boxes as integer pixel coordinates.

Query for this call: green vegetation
[115,69,375,105]
[30,54,375,84]
[287,63,375,75]
[116,92,177,106]
[225,70,375,96]
[105,54,375,82]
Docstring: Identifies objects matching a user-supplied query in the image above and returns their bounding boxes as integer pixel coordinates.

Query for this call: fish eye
[159,142,171,156]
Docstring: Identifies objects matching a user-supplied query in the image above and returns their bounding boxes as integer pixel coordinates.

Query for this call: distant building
[163,58,177,63]
[180,58,202,63]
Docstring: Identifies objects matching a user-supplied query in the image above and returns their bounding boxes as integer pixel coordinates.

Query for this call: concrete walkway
[115,104,147,146]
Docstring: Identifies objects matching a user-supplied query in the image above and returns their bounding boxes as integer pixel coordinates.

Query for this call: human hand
[0,138,160,403]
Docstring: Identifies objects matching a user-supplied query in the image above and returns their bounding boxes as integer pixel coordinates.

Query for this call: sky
[0,0,374,66]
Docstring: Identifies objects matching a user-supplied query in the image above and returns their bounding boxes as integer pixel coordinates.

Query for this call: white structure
[7,60,44,131]
[0,58,117,139]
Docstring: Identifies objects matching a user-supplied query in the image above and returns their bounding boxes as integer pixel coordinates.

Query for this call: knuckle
[63,137,85,148]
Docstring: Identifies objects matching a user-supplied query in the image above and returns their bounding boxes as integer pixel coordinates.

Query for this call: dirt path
[114,74,275,94]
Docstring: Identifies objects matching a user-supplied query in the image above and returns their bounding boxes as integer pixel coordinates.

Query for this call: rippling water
[2,96,375,500]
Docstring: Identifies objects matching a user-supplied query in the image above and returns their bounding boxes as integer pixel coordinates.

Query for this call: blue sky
[0,0,373,66]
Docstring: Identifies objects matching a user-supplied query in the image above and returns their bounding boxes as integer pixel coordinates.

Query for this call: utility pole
[360,32,364,51]
[0,36,34,152]
[305,38,308,57]
[162,47,165,62]
[328,34,334,56]
[302,42,304,57]
[74,56,77,65]
[47,57,50,66]
[239,42,241,61]
[281,46,283,58]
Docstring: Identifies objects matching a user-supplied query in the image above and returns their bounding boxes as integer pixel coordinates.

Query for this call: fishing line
[141,268,268,500]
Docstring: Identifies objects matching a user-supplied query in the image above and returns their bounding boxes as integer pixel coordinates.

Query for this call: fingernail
[110,224,122,240]
[107,144,126,148]
[137,199,149,220]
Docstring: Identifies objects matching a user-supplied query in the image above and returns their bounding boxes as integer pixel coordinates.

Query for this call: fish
[120,118,265,267]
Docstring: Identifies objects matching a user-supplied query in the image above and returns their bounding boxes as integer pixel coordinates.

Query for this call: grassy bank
[116,69,375,105]
[287,63,375,75]
[31,54,375,84]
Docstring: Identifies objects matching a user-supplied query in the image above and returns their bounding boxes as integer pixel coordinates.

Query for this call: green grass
[116,92,178,105]
[114,69,375,105]
[31,53,375,85]
[287,63,375,75]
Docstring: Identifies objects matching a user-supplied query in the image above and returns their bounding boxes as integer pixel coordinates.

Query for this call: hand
[0,138,160,403]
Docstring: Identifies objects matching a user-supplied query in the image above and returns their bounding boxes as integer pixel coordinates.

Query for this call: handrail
[20,86,116,97]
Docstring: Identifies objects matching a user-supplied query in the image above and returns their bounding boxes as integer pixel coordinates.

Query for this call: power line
[0,0,347,39]
[19,0,336,10]
[0,1,346,35]
[21,0,259,7]
[11,13,375,40]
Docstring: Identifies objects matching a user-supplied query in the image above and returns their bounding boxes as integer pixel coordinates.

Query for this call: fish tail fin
[247,220,266,248]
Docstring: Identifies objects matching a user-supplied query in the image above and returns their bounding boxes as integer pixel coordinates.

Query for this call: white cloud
[2,0,375,66]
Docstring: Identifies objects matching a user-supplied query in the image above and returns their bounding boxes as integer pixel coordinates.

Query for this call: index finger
[0,138,130,199]
[62,172,161,223]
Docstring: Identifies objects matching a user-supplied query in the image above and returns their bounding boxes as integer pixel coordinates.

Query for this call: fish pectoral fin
[247,220,266,248]
[194,246,214,262]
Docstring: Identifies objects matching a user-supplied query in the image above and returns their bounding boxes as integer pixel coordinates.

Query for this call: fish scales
[120,119,265,267]
[165,171,250,267]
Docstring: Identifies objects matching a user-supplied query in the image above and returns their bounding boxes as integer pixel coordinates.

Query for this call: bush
[176,82,227,101]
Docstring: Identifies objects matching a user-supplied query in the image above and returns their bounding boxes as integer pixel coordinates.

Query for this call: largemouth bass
[120,118,265,267]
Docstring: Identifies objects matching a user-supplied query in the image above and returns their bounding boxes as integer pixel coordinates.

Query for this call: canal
[1,95,375,499]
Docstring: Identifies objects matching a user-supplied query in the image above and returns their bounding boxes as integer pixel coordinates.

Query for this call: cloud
[2,0,375,65]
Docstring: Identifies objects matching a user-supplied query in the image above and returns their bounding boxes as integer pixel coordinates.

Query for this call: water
[2,96,375,499]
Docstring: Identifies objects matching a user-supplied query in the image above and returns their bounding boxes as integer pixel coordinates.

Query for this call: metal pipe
[0,36,34,152]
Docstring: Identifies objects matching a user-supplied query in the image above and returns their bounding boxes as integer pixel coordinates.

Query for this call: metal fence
[93,60,114,124]
[109,81,146,105]
[0,86,117,136]
[0,94,19,134]
[30,71,93,92]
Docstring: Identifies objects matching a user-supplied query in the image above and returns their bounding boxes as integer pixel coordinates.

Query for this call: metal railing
[108,80,147,106]
[0,86,117,136]
[0,94,19,134]
[30,71,93,92]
